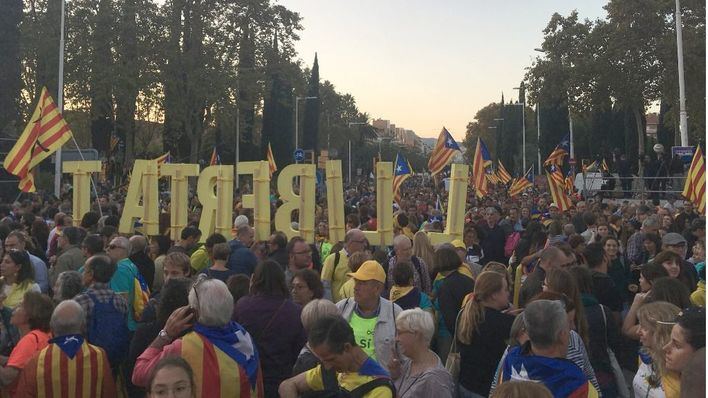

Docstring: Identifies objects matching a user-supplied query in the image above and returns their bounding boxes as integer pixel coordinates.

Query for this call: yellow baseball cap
[451,239,466,250]
[347,260,386,283]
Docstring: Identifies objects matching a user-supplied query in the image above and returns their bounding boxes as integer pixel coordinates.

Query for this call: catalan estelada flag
[544,133,570,166]
[3,87,73,192]
[15,336,116,397]
[266,143,277,178]
[499,345,599,398]
[548,164,565,186]
[547,168,572,211]
[182,326,264,397]
[682,146,705,214]
[393,153,413,204]
[209,147,220,166]
[154,151,171,164]
[428,127,460,175]
[497,160,512,184]
[509,166,534,197]
[565,167,575,193]
[472,137,493,198]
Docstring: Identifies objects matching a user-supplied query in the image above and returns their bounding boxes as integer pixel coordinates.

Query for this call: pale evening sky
[277,0,607,141]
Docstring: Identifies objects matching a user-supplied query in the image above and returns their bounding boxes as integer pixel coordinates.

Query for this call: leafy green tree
[0,0,23,140]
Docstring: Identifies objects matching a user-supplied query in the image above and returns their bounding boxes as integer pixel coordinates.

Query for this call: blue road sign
[294,148,305,162]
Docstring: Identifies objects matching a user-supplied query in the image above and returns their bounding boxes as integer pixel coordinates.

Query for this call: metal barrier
[577,172,686,199]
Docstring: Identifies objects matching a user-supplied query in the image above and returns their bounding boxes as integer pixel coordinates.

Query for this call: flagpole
[54,0,66,198]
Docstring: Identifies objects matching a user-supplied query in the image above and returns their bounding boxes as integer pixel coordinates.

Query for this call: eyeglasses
[107,244,125,250]
[293,249,312,255]
[191,274,208,314]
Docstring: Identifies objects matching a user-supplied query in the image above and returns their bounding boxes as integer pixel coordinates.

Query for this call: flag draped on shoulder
[682,146,705,214]
[544,133,570,166]
[497,160,512,184]
[209,147,221,166]
[509,166,534,197]
[547,168,572,211]
[393,153,413,204]
[266,143,277,177]
[428,127,460,175]
[472,137,492,198]
[3,87,73,192]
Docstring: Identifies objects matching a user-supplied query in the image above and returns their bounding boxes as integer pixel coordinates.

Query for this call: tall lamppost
[674,0,689,145]
[512,87,526,172]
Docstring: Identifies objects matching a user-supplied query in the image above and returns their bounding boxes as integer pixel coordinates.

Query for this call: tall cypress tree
[0,0,22,141]
[237,24,257,161]
[302,53,320,160]
[262,33,294,167]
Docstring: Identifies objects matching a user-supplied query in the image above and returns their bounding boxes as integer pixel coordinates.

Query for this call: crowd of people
[0,173,703,397]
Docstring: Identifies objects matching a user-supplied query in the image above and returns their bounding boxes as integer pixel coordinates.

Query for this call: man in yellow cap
[336,260,401,371]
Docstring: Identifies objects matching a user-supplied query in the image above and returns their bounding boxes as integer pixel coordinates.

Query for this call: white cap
[233,214,249,228]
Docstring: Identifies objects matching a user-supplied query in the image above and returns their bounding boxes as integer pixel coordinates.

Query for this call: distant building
[371,118,424,153]
[646,113,659,140]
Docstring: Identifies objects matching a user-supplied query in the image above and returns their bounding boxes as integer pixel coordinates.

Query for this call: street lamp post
[512,88,526,172]
[536,103,541,172]
[534,48,574,161]
[295,96,318,157]
[675,0,689,146]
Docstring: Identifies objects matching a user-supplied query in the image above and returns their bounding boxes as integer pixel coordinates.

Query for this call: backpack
[302,367,396,398]
[504,232,521,258]
[132,271,150,321]
[86,291,131,368]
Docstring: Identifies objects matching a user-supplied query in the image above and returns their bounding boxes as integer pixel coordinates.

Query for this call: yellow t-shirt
[321,250,350,302]
[305,362,392,398]
[350,312,378,359]
[339,279,355,300]
[690,280,705,307]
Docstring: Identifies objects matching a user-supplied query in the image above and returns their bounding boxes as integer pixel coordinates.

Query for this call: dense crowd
[0,174,703,398]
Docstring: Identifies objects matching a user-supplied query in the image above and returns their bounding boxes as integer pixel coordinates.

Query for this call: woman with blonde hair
[634,301,681,398]
[456,271,514,397]
[412,231,435,280]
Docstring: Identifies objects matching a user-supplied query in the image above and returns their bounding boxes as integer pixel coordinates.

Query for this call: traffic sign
[294,148,305,162]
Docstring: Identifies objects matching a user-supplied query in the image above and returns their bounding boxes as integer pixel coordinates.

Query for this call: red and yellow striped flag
[266,143,277,178]
[682,146,705,214]
[497,160,512,184]
[3,87,73,192]
[547,169,572,211]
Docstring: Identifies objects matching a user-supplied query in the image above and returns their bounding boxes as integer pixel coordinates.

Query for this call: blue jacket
[226,240,258,277]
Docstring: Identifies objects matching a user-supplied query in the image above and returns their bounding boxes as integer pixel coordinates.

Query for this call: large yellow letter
[161,164,200,241]
[63,160,101,222]
[363,162,393,247]
[197,165,234,240]
[325,160,345,244]
[274,164,316,243]
[236,161,271,242]
[119,160,160,235]
[428,163,469,245]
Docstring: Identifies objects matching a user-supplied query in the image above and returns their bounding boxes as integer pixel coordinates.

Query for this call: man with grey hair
[497,300,599,397]
[53,270,83,302]
[387,234,431,293]
[519,246,575,307]
[106,236,141,331]
[132,278,264,396]
[227,224,258,276]
[15,300,116,396]
[321,228,368,302]
[626,215,659,266]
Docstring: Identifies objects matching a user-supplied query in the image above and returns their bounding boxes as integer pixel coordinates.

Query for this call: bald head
[344,229,366,254]
[129,235,147,255]
[50,300,85,336]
